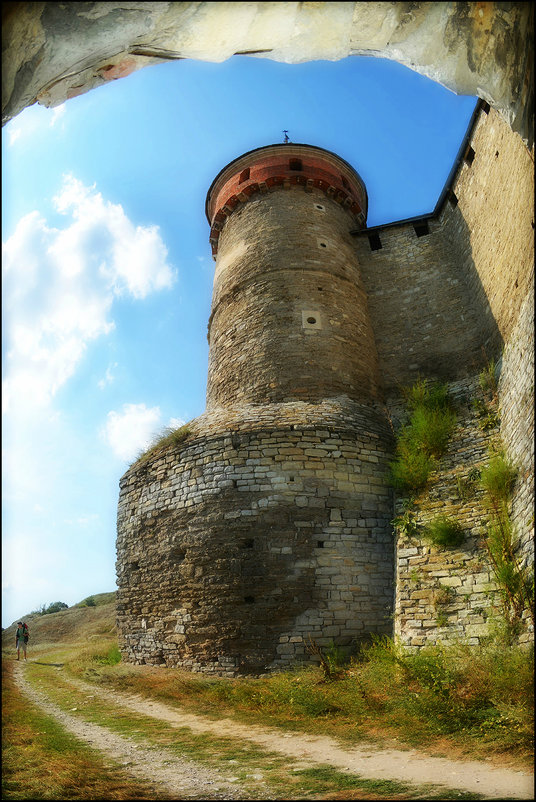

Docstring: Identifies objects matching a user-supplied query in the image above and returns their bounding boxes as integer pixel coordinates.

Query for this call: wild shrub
[472,359,501,430]
[480,451,517,503]
[404,378,450,412]
[356,638,534,743]
[79,595,96,608]
[388,442,437,493]
[478,358,498,401]
[133,424,191,466]
[37,601,69,615]
[423,515,465,549]
[391,508,420,538]
[478,448,533,631]
[406,407,456,457]
[388,380,455,493]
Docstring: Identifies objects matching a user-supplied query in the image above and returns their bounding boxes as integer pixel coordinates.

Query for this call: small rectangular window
[413,221,429,238]
[239,168,250,183]
[368,233,382,251]
[464,146,475,166]
[289,158,302,171]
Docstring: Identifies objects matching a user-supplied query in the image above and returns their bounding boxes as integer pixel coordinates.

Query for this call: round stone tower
[116,144,395,676]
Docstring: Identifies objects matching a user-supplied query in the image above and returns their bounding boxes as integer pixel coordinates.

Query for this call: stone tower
[116,144,395,675]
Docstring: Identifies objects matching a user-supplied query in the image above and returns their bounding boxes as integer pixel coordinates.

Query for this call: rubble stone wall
[116,106,534,671]
[116,400,394,674]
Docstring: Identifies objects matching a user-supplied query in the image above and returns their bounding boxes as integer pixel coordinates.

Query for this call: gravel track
[13,662,266,800]
[14,661,535,800]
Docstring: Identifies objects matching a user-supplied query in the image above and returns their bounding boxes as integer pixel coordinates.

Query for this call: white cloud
[168,416,186,429]
[103,403,163,462]
[6,103,65,148]
[2,175,176,414]
[53,175,175,298]
[50,104,66,126]
[98,362,118,390]
[101,406,187,462]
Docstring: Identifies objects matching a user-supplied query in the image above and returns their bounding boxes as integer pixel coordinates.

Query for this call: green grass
[132,424,191,467]
[4,599,533,799]
[1,660,172,800]
[423,515,465,549]
[60,634,534,767]
[388,380,456,493]
[17,660,488,800]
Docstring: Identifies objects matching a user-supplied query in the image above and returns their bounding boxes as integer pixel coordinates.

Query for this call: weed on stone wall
[473,358,501,431]
[132,424,191,467]
[388,379,455,493]
[423,515,465,549]
[480,446,534,635]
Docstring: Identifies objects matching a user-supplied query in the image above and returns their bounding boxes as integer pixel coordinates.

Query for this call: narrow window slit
[368,233,382,251]
[414,221,429,238]
[464,146,475,165]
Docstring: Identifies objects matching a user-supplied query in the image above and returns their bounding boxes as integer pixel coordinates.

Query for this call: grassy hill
[1,592,116,654]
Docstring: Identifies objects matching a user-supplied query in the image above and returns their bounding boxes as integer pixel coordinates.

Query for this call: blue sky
[2,55,477,628]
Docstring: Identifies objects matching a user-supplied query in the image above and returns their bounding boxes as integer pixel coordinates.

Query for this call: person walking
[15,622,28,660]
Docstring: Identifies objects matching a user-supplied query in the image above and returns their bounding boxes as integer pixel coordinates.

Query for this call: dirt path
[14,662,264,800]
[15,661,534,800]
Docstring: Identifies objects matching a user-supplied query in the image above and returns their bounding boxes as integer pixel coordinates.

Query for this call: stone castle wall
[352,105,534,649]
[116,106,534,670]
[116,400,394,674]
[392,376,517,648]
[353,216,496,395]
[207,187,380,407]
[354,106,533,398]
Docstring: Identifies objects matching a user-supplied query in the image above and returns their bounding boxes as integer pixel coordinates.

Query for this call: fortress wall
[207,187,380,408]
[116,117,533,667]
[498,287,535,574]
[116,400,394,675]
[393,377,507,648]
[355,106,533,646]
[443,106,534,572]
[353,217,493,395]
[447,107,534,346]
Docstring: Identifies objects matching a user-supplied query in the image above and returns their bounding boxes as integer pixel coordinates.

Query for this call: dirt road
[14,661,534,800]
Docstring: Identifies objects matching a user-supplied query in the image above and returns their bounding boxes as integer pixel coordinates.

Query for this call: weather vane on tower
[283,130,290,143]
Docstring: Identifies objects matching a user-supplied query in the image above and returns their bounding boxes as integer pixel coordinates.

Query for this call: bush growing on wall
[388,380,455,493]
[480,447,533,633]
[423,515,465,549]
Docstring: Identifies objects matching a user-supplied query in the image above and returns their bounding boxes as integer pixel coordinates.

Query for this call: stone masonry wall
[116,107,533,667]
[116,399,394,675]
[498,286,535,575]
[445,105,534,578]
[354,218,497,395]
[393,375,533,649]
[354,104,533,647]
[207,187,380,408]
[448,106,534,347]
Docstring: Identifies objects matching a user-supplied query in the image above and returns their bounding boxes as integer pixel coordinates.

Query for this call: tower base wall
[116,399,394,675]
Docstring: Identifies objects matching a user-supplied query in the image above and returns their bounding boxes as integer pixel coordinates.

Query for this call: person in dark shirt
[15,622,28,660]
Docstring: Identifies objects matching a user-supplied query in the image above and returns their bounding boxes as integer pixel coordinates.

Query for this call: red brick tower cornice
[205,143,368,257]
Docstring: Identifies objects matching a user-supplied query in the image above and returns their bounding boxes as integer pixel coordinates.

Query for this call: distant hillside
[1,592,117,652]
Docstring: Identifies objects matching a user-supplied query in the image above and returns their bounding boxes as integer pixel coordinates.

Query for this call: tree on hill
[36,601,69,615]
